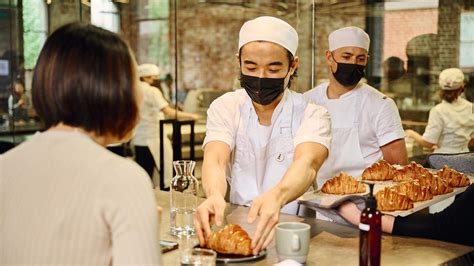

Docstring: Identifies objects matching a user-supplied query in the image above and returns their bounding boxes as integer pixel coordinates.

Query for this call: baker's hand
[247,190,284,255]
[194,194,226,246]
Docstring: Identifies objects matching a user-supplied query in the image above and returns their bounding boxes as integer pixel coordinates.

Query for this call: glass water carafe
[170,160,198,237]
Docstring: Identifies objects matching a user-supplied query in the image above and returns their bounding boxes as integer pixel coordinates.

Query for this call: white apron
[229,92,302,214]
[316,89,369,188]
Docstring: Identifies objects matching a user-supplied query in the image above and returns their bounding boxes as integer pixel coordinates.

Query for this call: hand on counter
[247,190,284,255]
[194,194,227,246]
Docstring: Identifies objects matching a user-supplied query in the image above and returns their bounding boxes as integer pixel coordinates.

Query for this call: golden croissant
[321,172,366,195]
[362,160,397,181]
[206,224,253,256]
[392,181,433,202]
[393,161,433,182]
[437,165,470,187]
[412,175,453,195]
[375,187,414,211]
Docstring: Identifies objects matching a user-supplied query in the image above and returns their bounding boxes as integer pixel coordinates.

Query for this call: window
[22,0,47,70]
[91,0,120,33]
[460,12,474,68]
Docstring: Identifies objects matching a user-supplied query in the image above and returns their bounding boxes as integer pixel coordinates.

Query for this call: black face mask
[240,73,287,105]
[331,55,366,87]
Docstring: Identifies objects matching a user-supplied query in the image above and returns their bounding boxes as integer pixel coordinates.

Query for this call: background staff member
[305,26,407,188]
[405,68,474,154]
[132,64,199,182]
[194,16,331,255]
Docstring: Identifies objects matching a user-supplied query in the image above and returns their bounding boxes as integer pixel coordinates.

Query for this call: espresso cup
[276,222,311,263]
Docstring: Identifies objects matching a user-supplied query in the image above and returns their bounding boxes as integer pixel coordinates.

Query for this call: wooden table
[155,190,473,265]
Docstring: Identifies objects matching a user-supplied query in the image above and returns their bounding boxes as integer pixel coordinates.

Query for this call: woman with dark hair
[0,23,160,265]
[405,68,474,154]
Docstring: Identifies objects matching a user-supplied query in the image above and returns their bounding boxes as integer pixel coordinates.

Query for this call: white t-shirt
[422,98,474,153]
[203,89,332,152]
[304,82,405,165]
[132,81,169,146]
[0,131,160,265]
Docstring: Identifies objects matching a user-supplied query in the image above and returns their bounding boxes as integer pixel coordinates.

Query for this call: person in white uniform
[194,16,331,255]
[405,68,474,154]
[132,64,199,182]
[304,26,408,188]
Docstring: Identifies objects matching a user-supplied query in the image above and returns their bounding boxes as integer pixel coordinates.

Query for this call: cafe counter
[155,190,473,265]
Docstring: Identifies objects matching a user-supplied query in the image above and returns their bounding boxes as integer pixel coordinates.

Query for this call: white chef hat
[238,16,298,56]
[328,26,370,52]
[439,68,465,90]
[138,64,160,78]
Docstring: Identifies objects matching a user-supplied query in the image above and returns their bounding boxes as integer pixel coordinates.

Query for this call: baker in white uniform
[304,26,408,188]
[132,64,199,184]
[194,16,331,255]
[406,68,474,154]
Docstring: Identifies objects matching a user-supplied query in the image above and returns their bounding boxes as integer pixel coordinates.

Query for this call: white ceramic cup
[276,222,311,263]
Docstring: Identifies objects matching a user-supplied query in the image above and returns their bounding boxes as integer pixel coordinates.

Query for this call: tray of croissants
[299,160,473,217]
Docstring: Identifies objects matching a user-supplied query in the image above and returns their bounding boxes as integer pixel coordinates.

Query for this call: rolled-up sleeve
[422,108,443,144]
[294,103,332,149]
[375,98,405,146]
[202,96,237,150]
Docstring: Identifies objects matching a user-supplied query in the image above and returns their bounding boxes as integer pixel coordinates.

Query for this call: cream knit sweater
[0,131,160,265]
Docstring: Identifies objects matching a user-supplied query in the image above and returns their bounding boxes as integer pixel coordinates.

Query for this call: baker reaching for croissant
[194,16,331,255]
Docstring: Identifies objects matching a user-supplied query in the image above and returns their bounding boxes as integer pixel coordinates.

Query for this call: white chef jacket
[132,81,169,146]
[422,98,474,153]
[304,82,405,187]
[203,89,331,212]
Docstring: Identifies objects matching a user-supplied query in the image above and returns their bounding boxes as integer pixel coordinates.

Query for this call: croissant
[392,181,433,202]
[375,187,414,211]
[362,160,396,181]
[393,162,433,182]
[412,175,453,195]
[321,172,366,195]
[206,224,253,256]
[437,165,470,187]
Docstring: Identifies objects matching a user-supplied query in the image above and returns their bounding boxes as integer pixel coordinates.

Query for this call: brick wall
[169,4,301,92]
[384,8,438,64]
[167,2,366,93]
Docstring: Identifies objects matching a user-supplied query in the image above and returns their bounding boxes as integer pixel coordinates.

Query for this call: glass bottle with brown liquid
[359,183,381,266]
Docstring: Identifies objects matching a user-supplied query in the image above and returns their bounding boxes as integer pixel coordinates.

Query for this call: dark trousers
[134,145,155,179]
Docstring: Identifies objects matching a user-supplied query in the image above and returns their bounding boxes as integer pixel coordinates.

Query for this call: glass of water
[181,248,216,266]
